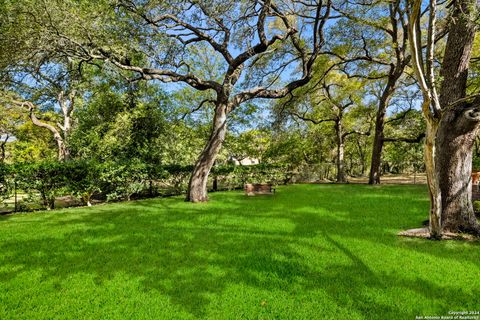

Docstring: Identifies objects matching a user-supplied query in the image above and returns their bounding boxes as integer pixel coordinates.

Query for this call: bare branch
[93,48,222,92]
[181,98,216,120]
[290,110,336,125]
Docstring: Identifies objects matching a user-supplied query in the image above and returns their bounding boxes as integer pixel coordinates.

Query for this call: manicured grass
[1,184,479,319]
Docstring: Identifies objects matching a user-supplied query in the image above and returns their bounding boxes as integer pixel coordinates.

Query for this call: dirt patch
[398,228,479,241]
[348,173,427,184]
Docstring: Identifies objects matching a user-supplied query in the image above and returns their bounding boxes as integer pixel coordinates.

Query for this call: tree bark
[366,0,409,185]
[356,139,366,175]
[57,91,74,161]
[424,118,442,238]
[186,103,228,202]
[212,175,218,192]
[407,0,480,237]
[29,105,70,161]
[368,102,387,184]
[335,120,347,183]
[368,87,396,184]
[0,135,8,162]
[436,110,480,233]
[434,0,480,235]
[368,74,402,184]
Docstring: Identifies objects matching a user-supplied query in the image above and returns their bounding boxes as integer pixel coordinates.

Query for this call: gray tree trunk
[436,114,480,233]
[369,72,403,184]
[435,0,480,234]
[187,103,228,202]
[335,121,347,183]
[368,99,387,184]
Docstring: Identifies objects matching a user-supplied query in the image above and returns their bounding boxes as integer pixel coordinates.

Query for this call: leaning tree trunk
[187,103,228,202]
[29,107,70,161]
[369,75,400,184]
[434,0,480,235]
[367,0,410,185]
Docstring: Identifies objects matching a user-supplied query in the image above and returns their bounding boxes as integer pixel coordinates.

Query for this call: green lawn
[1,184,479,319]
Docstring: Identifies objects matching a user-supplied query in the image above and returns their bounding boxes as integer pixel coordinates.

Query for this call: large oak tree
[409,0,480,237]
[56,0,333,202]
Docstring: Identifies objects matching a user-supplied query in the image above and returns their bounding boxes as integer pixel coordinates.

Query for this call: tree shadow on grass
[0,185,479,318]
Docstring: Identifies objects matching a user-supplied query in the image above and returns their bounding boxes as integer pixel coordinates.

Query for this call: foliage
[383,110,425,173]
[2,160,295,211]
[0,0,437,195]
[99,159,149,202]
[8,121,58,162]
[0,163,11,204]
[224,129,271,163]
[212,163,292,187]
[13,161,69,209]
[65,159,102,206]
[472,152,480,171]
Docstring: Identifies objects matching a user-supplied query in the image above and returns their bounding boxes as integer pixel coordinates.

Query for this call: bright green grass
[1,184,479,320]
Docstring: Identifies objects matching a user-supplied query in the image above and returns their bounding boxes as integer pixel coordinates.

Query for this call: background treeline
[0,160,292,211]
[0,70,429,212]
[0,0,450,211]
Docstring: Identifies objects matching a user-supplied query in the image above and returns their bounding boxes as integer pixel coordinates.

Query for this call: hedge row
[0,160,292,210]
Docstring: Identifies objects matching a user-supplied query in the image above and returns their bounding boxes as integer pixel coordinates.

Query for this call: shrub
[209,163,292,190]
[473,201,480,214]
[100,159,149,201]
[14,161,69,210]
[3,160,294,211]
[65,160,102,206]
[473,158,480,172]
[0,163,11,205]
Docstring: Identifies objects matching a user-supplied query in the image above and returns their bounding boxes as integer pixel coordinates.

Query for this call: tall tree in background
[0,4,81,161]
[5,64,80,161]
[0,104,24,162]
[0,37,81,161]
[332,0,411,184]
[275,72,372,182]
[409,0,480,237]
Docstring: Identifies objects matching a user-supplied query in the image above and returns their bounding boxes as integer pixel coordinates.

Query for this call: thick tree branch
[342,129,371,139]
[181,98,216,120]
[385,107,415,124]
[94,49,223,92]
[383,132,426,143]
[408,0,442,119]
[290,110,336,125]
[129,6,234,64]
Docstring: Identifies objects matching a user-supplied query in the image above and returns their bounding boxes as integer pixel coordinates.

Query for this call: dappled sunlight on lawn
[0,184,479,319]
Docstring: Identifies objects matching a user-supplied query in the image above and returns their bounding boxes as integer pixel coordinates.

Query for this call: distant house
[229,156,260,166]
